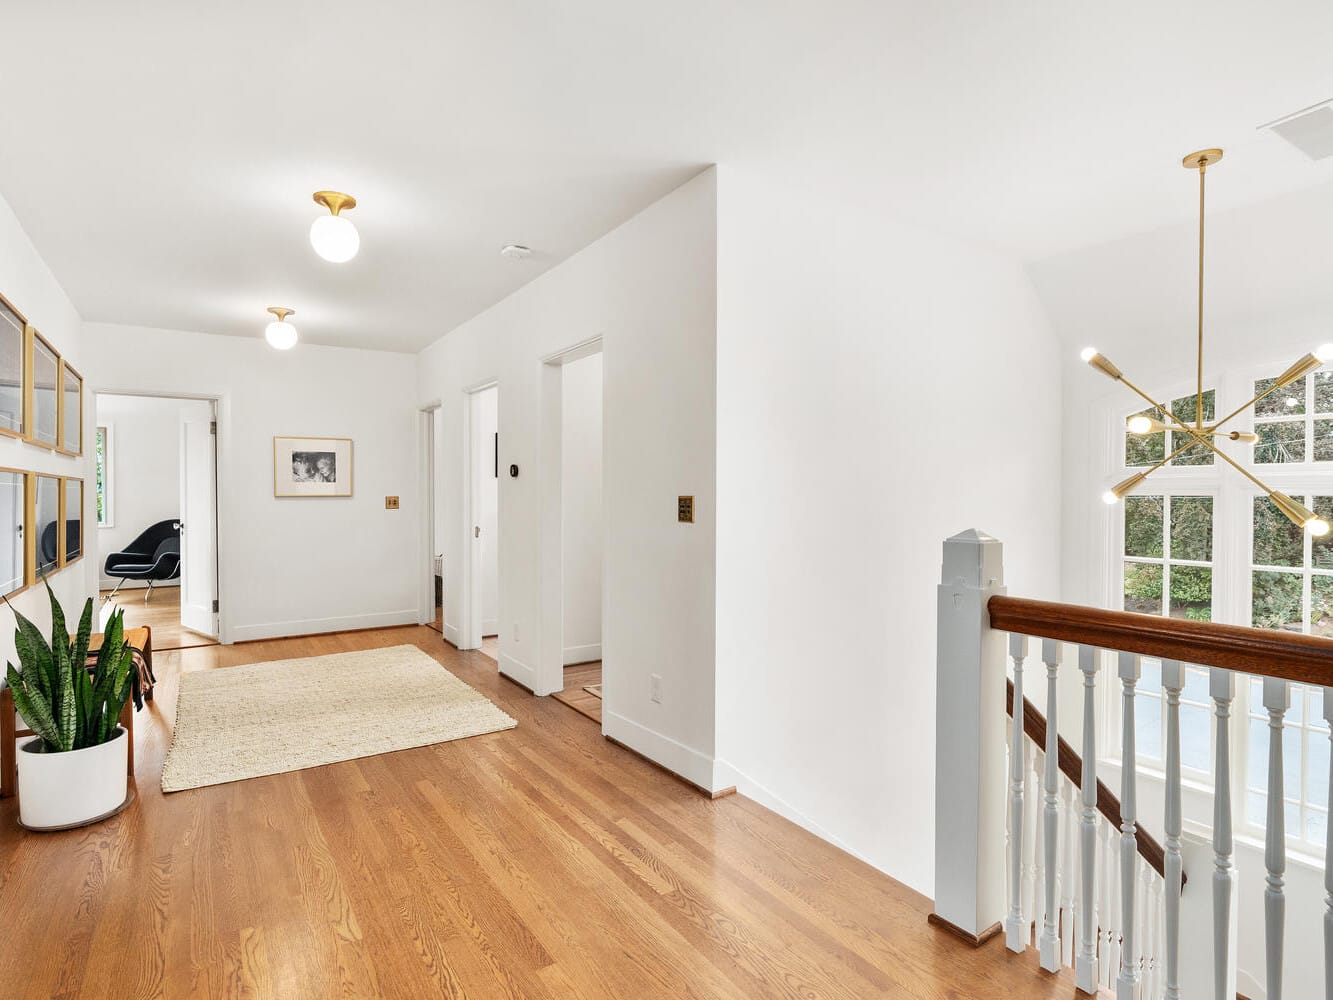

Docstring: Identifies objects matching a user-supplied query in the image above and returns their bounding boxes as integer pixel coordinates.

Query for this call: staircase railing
[932,529,1333,1000]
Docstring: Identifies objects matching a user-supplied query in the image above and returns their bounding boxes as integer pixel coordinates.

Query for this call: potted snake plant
[5,585,136,829]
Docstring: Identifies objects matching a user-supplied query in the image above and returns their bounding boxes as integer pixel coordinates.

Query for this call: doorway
[463,383,500,663]
[538,339,604,714]
[94,392,220,650]
[420,404,444,634]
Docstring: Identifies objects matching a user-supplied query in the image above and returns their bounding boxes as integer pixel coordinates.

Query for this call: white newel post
[933,530,1008,944]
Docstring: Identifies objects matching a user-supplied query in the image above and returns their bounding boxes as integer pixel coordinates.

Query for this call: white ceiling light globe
[265,320,298,350]
[310,214,359,263]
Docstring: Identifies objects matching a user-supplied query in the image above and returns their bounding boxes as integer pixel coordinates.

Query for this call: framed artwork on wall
[0,469,27,596]
[27,329,59,449]
[58,360,82,456]
[273,436,353,498]
[0,295,25,439]
[61,477,82,564]
[33,474,59,576]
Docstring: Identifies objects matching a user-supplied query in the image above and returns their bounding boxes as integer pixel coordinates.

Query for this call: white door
[179,414,217,637]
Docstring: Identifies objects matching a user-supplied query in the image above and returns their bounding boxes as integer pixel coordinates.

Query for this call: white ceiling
[4,2,1333,352]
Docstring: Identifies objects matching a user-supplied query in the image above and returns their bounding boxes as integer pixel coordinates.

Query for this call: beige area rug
[161,645,517,792]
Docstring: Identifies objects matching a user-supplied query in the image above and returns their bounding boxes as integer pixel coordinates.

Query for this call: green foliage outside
[3,584,135,752]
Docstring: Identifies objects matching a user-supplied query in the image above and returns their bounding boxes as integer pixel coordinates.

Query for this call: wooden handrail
[1006,678,1184,887]
[990,595,1333,686]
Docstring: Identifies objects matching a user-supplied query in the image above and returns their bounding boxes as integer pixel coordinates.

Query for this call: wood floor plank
[0,625,1082,999]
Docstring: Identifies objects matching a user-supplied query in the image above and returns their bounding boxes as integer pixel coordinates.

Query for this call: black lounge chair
[103,519,181,602]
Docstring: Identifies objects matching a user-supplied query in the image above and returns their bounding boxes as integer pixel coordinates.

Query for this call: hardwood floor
[100,587,219,651]
[551,661,602,724]
[0,625,1079,999]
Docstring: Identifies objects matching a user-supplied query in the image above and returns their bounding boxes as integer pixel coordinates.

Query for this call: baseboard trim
[926,914,1002,948]
[498,651,537,691]
[602,709,725,794]
[712,758,896,884]
[563,642,602,665]
[229,609,419,643]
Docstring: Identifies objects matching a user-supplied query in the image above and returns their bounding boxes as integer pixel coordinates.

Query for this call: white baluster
[1077,645,1100,993]
[1162,660,1185,1000]
[1264,678,1290,1000]
[1061,780,1078,968]
[1323,687,1333,1000]
[1032,749,1045,945]
[1006,634,1029,952]
[1039,639,1063,971]
[1212,667,1237,1000]
[1116,651,1140,1000]
[1105,818,1120,989]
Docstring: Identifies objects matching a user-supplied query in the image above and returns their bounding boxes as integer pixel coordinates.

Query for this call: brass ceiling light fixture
[1085,148,1333,536]
[310,191,360,263]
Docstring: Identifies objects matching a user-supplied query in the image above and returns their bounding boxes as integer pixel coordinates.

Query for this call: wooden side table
[1,626,152,799]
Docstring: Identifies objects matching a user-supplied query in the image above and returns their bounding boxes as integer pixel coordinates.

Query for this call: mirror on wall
[30,332,58,448]
[0,299,23,437]
[0,470,25,595]
[63,478,82,563]
[60,362,82,455]
[34,474,59,577]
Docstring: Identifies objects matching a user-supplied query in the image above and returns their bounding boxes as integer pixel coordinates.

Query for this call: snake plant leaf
[12,608,54,702]
[71,598,93,679]
[6,664,60,749]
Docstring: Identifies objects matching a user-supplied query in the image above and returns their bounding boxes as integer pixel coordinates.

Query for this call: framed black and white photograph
[273,436,353,497]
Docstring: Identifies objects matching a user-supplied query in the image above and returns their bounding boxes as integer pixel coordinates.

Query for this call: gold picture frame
[273,436,353,498]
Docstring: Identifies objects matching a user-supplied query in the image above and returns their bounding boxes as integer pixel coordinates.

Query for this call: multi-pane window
[1248,492,1333,847]
[1126,389,1216,467]
[1122,494,1214,621]
[1123,495,1215,773]
[1246,680,1329,849]
[1253,371,1333,464]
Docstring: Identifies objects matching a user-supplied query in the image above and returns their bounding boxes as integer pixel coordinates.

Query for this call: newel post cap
[940,529,1004,589]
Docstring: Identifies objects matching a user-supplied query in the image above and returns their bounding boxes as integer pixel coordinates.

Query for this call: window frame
[1097,360,1333,853]
[95,423,113,528]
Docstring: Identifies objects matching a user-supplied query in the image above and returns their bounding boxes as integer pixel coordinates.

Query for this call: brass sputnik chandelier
[1084,147,1333,537]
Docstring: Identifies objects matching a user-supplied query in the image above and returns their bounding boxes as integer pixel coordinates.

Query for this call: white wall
[1031,181,1333,999]
[0,189,94,662]
[473,385,499,636]
[713,164,1064,898]
[561,352,603,664]
[95,393,211,589]
[84,324,419,642]
[417,168,718,788]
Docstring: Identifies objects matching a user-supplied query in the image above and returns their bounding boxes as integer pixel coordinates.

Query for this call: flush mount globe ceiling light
[264,307,298,350]
[310,191,359,263]
[1085,148,1333,537]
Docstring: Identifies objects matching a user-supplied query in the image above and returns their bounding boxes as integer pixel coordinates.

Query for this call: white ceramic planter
[17,727,128,830]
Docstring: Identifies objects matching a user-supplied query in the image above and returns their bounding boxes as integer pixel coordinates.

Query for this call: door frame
[460,379,497,654]
[91,388,229,643]
[417,402,441,627]
[537,336,603,699]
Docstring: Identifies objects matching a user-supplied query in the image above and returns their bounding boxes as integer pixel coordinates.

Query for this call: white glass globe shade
[1080,347,1099,363]
[1308,517,1331,538]
[265,320,298,350]
[1126,415,1153,434]
[310,214,360,263]
[1315,343,1333,363]
[1101,490,1120,505]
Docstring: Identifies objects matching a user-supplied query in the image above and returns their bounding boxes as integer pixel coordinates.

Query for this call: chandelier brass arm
[1084,146,1333,537]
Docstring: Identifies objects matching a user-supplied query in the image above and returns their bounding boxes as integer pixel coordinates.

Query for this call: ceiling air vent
[1262,100,1333,161]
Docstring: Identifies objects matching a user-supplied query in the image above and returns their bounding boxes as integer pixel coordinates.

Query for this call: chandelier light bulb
[1126,415,1154,434]
[264,307,298,350]
[1316,343,1333,363]
[1102,490,1120,506]
[310,191,359,263]
[1080,347,1099,363]
[1309,518,1331,538]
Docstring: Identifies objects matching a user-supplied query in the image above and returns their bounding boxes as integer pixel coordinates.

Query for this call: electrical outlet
[650,674,662,704]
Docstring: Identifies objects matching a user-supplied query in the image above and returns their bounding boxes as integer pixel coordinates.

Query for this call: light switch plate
[385,496,400,509]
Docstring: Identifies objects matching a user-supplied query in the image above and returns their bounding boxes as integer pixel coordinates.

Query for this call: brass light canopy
[312,190,357,216]
[266,306,294,323]
[264,306,298,350]
[1087,148,1333,536]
